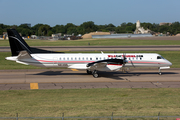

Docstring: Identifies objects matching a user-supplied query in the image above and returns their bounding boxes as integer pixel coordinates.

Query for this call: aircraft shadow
[98,71,178,80]
[29,70,178,81]
[31,70,125,80]
[32,71,87,76]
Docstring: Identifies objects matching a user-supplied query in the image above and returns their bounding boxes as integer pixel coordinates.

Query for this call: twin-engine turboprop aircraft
[5,29,172,78]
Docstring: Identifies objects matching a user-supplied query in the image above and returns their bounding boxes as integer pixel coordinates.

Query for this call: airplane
[5,29,172,78]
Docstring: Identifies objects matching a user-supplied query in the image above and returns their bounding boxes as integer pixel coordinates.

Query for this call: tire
[92,70,98,78]
[93,73,99,78]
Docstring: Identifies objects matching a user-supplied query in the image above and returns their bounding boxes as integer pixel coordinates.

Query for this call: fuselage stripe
[36,60,168,65]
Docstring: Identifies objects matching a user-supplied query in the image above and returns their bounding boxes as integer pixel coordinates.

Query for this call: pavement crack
[105,85,109,88]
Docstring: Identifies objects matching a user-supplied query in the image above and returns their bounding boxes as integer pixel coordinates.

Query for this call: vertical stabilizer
[7,29,32,56]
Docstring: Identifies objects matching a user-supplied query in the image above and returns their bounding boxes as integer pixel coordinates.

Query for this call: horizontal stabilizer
[16,60,29,65]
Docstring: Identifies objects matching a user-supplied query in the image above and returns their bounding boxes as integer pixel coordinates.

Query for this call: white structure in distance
[135,20,151,34]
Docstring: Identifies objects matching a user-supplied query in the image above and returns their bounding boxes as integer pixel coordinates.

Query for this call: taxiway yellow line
[71,69,79,71]
[30,83,39,89]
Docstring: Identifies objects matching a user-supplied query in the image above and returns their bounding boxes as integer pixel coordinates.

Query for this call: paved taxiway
[0,69,180,90]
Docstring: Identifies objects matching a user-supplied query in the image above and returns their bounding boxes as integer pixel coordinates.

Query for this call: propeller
[123,53,128,64]
[130,59,135,68]
[122,53,128,73]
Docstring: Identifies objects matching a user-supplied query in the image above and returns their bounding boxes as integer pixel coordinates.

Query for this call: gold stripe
[30,83,39,89]
[71,69,79,71]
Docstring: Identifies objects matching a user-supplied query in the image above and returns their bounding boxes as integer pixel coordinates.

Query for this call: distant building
[159,22,172,26]
[31,35,38,39]
[134,20,152,34]
[21,23,31,27]
[52,33,61,40]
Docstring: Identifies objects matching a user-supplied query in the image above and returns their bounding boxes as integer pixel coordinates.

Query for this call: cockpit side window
[157,56,161,59]
[157,56,164,59]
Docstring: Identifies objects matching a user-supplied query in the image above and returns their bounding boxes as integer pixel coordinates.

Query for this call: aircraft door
[53,57,58,67]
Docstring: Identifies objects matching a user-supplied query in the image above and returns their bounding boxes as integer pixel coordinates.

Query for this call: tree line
[0,21,180,36]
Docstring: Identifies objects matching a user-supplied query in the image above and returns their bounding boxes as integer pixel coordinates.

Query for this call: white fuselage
[7,53,172,71]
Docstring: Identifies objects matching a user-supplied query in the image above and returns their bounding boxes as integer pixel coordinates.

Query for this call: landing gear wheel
[159,72,162,75]
[86,70,92,74]
[92,70,99,78]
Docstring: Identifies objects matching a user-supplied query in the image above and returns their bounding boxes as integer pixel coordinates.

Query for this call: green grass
[1,39,180,46]
[0,51,180,70]
[0,88,180,117]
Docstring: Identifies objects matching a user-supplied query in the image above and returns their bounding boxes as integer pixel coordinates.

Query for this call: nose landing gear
[159,67,161,75]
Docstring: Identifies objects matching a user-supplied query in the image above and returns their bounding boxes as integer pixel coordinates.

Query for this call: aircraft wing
[87,59,124,70]
[87,59,124,67]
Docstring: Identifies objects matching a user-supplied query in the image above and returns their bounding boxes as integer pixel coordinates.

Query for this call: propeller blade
[122,53,128,72]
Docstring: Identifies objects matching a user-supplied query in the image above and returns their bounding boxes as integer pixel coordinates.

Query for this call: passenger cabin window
[96,58,98,60]
[59,58,61,60]
[90,58,92,60]
[71,58,73,60]
[86,57,88,60]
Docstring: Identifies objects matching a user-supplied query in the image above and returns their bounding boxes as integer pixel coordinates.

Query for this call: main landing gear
[92,70,99,78]
[86,70,99,78]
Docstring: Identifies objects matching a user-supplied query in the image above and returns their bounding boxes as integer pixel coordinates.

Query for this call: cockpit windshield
[157,56,164,59]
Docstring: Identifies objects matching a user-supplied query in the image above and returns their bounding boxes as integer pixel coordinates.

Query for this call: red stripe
[38,60,95,63]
